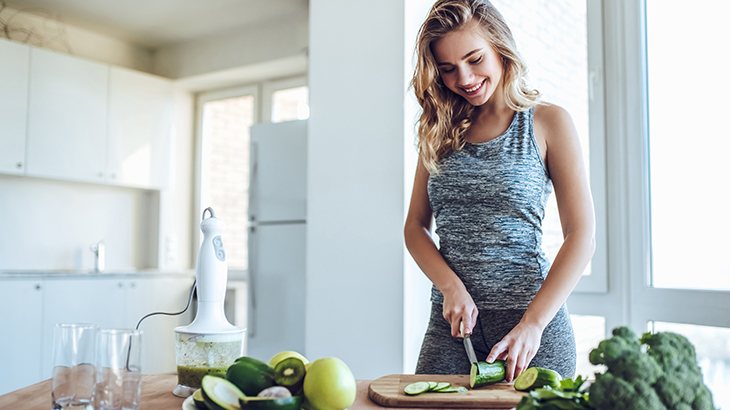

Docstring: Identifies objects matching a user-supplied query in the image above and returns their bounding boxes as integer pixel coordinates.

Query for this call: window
[194,77,309,270]
[196,86,258,270]
[490,0,607,292]
[570,315,606,377]
[646,0,730,291]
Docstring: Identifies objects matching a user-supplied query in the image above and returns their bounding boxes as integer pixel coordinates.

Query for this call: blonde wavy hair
[412,0,540,172]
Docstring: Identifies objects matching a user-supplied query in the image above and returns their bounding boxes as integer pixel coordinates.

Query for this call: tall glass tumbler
[94,329,143,410]
[52,323,98,410]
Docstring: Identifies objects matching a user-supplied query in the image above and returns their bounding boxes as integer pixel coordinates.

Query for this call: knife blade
[460,322,478,365]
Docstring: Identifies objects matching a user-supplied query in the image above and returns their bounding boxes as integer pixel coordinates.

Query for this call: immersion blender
[172,207,246,398]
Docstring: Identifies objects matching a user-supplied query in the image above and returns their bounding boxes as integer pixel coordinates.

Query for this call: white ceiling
[2,0,309,49]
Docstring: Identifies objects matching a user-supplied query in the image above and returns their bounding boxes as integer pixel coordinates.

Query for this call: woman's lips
[462,80,485,95]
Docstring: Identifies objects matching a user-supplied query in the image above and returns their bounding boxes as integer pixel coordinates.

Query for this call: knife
[461,322,478,365]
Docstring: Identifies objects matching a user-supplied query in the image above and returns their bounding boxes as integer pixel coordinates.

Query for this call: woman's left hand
[486,321,543,382]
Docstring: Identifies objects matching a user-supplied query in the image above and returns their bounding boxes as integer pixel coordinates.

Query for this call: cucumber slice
[193,389,209,410]
[426,381,439,391]
[513,367,562,391]
[403,381,431,396]
[470,361,506,388]
[201,375,247,410]
[435,386,468,393]
[433,382,451,391]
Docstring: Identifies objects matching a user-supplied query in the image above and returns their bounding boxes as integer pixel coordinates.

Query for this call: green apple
[302,357,356,410]
[269,350,309,367]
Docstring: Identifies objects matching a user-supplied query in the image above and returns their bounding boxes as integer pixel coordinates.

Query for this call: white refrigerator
[246,120,307,361]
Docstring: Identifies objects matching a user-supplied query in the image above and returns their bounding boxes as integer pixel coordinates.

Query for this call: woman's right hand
[442,284,478,337]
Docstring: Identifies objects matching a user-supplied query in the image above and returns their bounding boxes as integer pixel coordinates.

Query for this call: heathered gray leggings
[415,303,576,378]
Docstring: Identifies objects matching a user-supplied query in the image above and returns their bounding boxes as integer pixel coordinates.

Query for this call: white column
[307,0,433,378]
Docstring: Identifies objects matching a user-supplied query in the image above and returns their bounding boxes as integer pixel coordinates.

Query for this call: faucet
[90,241,105,273]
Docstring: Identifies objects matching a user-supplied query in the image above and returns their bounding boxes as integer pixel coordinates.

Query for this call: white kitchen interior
[1,0,729,406]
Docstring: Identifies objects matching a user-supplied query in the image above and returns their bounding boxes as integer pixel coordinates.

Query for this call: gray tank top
[427,106,552,310]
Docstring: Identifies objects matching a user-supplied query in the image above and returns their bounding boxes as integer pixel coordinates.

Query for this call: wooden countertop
[0,374,388,410]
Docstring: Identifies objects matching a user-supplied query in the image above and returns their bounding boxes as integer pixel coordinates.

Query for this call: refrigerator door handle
[249,141,259,222]
[248,224,257,338]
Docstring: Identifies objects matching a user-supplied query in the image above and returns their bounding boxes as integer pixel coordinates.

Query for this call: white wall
[0,175,158,271]
[306,0,434,379]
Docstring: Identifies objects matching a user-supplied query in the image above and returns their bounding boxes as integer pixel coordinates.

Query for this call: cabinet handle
[16,162,23,169]
[118,282,124,288]
[130,282,136,288]
[99,172,104,178]
[34,284,41,290]
[111,173,116,179]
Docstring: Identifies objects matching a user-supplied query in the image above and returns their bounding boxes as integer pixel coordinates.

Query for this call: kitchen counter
[0,269,196,278]
[0,374,389,410]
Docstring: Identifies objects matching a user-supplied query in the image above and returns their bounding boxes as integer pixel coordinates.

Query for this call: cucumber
[239,396,303,410]
[201,375,247,410]
[433,382,451,391]
[403,381,431,395]
[193,389,209,410]
[227,357,276,396]
[469,361,506,388]
[513,367,562,391]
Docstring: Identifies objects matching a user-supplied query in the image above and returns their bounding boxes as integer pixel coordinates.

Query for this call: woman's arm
[487,104,596,381]
[404,157,478,337]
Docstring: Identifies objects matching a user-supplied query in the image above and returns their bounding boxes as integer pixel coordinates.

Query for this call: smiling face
[431,25,504,107]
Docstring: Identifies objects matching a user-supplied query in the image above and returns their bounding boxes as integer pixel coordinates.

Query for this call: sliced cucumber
[426,381,438,391]
[433,382,451,391]
[470,361,506,389]
[435,386,468,393]
[201,375,247,410]
[193,389,209,410]
[403,382,431,396]
[513,367,562,391]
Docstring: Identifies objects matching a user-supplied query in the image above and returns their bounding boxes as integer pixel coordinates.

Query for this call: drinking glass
[94,329,143,410]
[52,323,98,410]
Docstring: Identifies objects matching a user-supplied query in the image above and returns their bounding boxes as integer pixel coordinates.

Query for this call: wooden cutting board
[368,374,527,409]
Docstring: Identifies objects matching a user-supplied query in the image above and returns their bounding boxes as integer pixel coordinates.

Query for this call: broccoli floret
[589,326,641,366]
[586,328,717,410]
[589,372,666,410]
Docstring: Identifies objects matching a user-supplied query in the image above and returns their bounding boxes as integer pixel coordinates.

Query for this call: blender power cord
[125,280,197,371]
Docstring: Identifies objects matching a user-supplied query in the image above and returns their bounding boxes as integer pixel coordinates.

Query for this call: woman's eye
[469,56,483,65]
[440,67,455,74]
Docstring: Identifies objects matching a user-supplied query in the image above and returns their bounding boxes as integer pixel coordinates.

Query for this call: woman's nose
[456,67,474,86]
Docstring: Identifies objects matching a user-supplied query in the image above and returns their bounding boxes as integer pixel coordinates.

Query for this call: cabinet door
[107,67,173,189]
[127,276,195,374]
[0,39,29,175]
[0,279,43,395]
[26,48,108,182]
[40,278,126,379]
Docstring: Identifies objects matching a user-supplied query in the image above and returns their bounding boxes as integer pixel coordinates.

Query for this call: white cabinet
[107,67,173,189]
[38,275,194,380]
[0,40,29,175]
[26,47,108,183]
[0,279,43,395]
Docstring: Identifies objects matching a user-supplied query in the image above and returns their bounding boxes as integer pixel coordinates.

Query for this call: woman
[404,0,595,382]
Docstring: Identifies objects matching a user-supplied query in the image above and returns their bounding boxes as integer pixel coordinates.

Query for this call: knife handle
[459,321,471,338]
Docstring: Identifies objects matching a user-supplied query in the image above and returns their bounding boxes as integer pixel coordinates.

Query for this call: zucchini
[469,361,506,388]
[201,375,247,410]
[226,357,276,396]
[513,367,562,391]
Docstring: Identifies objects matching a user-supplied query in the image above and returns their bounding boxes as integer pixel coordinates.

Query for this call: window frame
[261,75,309,123]
[568,0,730,337]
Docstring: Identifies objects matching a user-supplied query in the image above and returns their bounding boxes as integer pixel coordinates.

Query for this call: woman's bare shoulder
[533,102,577,142]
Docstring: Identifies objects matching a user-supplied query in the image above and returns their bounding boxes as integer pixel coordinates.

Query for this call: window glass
[491,0,591,275]
[651,321,730,410]
[272,86,309,123]
[200,95,255,270]
[570,315,606,378]
[646,0,730,290]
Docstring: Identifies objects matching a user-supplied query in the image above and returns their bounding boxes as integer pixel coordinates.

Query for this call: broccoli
[587,326,716,410]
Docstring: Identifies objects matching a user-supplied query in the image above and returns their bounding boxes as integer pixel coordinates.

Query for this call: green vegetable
[402,381,468,396]
[239,396,303,410]
[514,367,562,391]
[588,326,716,410]
[470,361,506,388]
[515,375,592,410]
[201,375,247,410]
[193,389,209,410]
[226,357,276,396]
